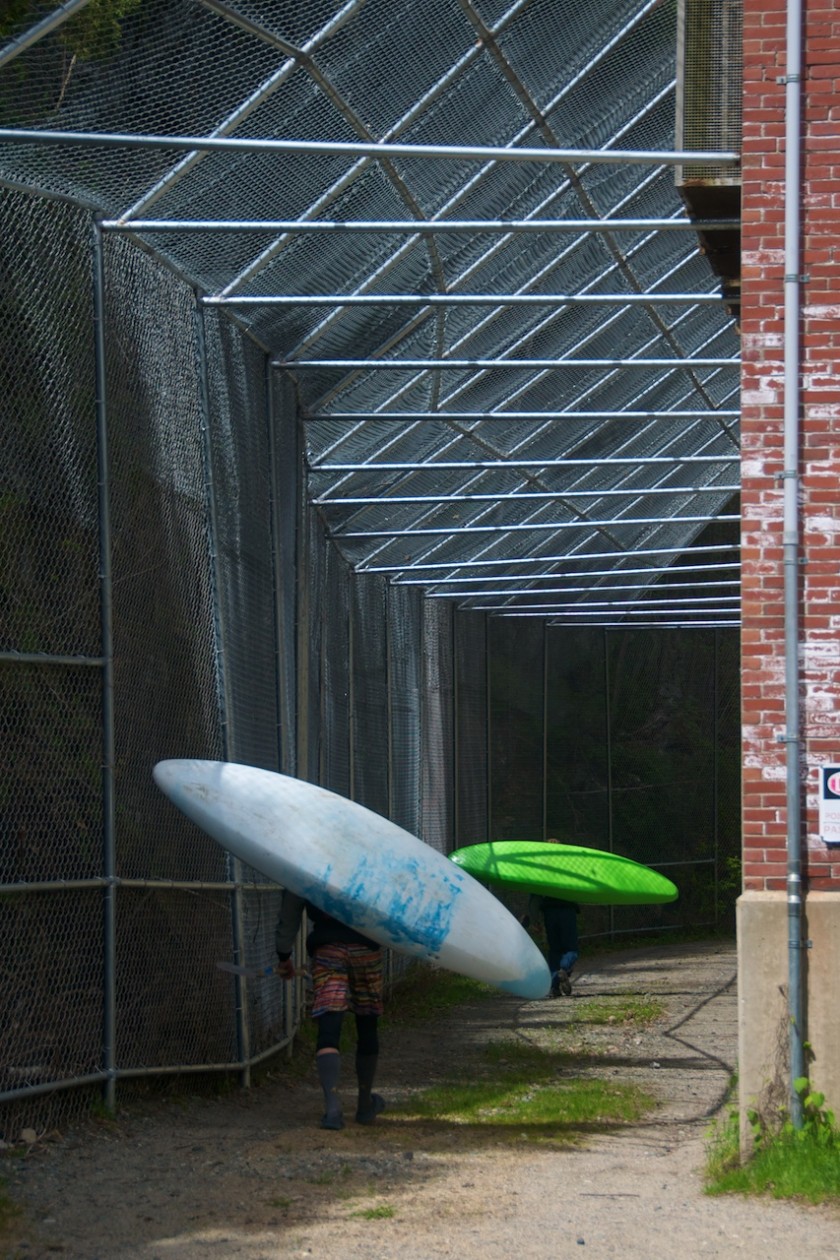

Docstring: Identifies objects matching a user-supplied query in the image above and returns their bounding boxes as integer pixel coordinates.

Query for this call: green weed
[570,995,664,1026]
[352,1204,395,1219]
[705,1078,840,1205]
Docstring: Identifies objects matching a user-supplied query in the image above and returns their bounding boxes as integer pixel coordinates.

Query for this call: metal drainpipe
[782,0,805,1127]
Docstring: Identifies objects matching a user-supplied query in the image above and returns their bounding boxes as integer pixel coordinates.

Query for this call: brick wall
[741,0,840,892]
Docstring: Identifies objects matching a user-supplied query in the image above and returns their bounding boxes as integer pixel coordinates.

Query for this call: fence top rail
[0,127,740,167]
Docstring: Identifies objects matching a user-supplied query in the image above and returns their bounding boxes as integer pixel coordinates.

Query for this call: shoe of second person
[356,1093,386,1125]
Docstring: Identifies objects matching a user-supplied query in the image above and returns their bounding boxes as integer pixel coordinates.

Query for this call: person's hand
[275,958,297,980]
[519,914,531,930]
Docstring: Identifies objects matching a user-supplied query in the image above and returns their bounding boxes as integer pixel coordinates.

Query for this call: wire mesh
[0,0,741,618]
[454,612,489,847]
[322,538,351,798]
[388,583,423,837]
[0,0,743,1139]
[0,189,99,658]
[421,598,454,855]
[0,888,104,1098]
[349,570,389,817]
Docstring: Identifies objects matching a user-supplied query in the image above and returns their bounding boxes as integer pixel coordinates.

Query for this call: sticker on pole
[818,766,840,846]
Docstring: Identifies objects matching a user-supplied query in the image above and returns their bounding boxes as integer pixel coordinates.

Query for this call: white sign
[818,766,840,846]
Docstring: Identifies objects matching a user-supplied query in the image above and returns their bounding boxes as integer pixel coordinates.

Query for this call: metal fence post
[713,628,720,923]
[193,295,250,1084]
[92,218,117,1111]
[542,621,548,840]
[485,615,492,842]
[604,629,615,940]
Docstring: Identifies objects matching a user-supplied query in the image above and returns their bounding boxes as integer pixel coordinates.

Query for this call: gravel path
[4,938,838,1259]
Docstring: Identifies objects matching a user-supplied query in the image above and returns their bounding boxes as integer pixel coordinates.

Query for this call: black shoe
[355,1093,386,1125]
[550,975,561,997]
[319,1109,344,1130]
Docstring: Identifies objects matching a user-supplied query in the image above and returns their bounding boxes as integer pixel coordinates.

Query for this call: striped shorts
[310,942,384,1018]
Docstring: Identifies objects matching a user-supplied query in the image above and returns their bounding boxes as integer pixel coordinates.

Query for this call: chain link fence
[1,184,739,1141]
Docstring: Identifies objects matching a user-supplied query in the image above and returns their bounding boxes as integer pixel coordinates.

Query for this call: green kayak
[448,840,678,906]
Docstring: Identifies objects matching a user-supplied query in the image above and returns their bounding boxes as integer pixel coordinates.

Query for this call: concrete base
[737,890,840,1155]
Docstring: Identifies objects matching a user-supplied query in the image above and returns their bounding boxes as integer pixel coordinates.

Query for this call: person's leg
[347,945,386,1124]
[542,906,565,976]
[542,906,565,993]
[315,1012,345,1128]
[354,1013,384,1123]
[543,903,579,995]
[554,947,578,996]
[311,944,352,1129]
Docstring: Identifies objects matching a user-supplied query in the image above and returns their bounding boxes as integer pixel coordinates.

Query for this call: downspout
[782,0,805,1128]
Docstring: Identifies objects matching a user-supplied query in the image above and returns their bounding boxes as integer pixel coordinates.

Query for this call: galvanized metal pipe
[0,1038,296,1105]
[498,603,740,615]
[0,651,105,666]
[399,562,741,587]
[307,409,741,421]
[333,512,739,539]
[0,877,281,894]
[548,617,740,626]
[363,542,740,574]
[311,456,739,471]
[782,0,805,1128]
[316,485,739,506]
[211,291,726,307]
[91,220,117,1113]
[0,1071,110,1106]
[101,216,741,234]
[194,297,251,1085]
[542,621,548,840]
[604,628,615,937]
[277,356,738,370]
[429,579,740,599]
[473,594,740,610]
[0,127,740,167]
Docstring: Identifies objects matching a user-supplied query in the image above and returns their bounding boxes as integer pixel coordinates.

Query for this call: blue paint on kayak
[301,851,464,955]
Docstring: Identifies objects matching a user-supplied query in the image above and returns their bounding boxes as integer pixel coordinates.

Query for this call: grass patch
[352,1204,395,1219]
[402,1074,651,1135]
[394,1036,655,1143]
[570,995,665,1026]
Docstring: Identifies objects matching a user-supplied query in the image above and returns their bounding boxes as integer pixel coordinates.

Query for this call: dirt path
[4,938,839,1259]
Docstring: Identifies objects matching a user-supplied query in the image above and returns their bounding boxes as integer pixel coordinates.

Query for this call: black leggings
[316,1010,379,1056]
